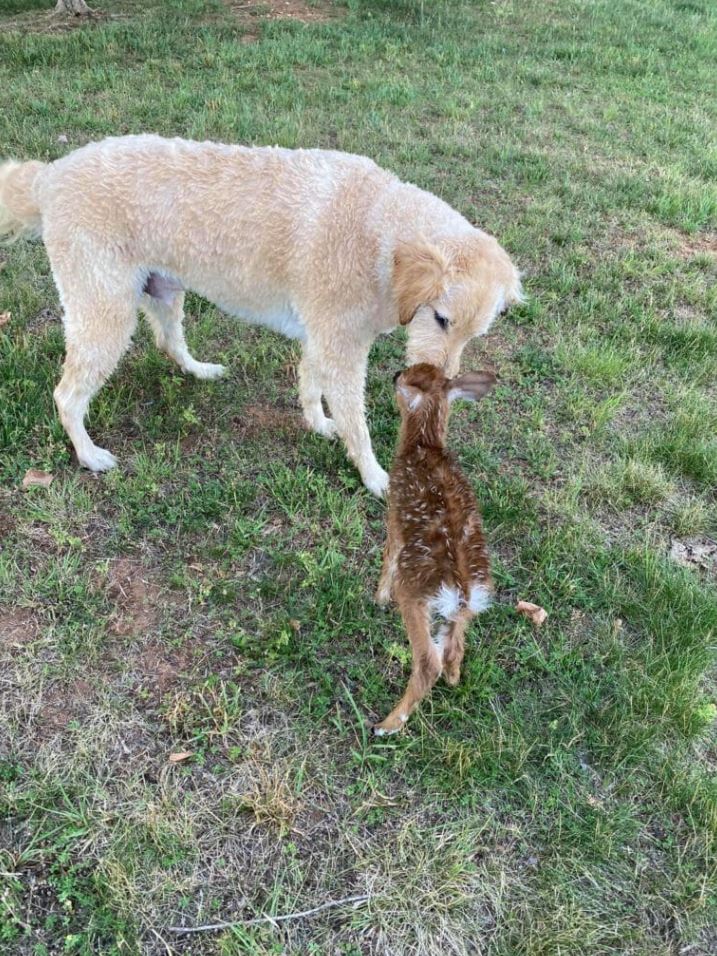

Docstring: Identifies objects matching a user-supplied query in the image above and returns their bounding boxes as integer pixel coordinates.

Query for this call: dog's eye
[434,311,449,331]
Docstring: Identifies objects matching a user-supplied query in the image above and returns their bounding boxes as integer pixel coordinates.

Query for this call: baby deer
[374,362,496,735]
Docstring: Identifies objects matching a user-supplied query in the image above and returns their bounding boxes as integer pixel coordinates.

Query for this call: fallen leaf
[22,469,54,489]
[57,133,69,144]
[0,311,10,327]
[168,751,193,763]
[516,600,548,627]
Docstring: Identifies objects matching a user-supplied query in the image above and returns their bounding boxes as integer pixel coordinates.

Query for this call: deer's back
[390,447,490,599]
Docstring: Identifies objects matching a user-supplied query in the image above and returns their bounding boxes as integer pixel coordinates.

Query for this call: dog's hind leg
[298,347,336,438]
[54,302,136,472]
[141,284,225,380]
[49,247,142,471]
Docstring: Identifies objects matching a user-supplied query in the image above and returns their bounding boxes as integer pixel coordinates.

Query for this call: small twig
[167,893,371,935]
[149,926,173,956]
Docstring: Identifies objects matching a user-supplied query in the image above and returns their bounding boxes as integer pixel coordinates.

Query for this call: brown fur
[374,363,494,734]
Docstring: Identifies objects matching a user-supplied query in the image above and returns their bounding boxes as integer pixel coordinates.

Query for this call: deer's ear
[397,383,424,410]
[446,370,496,403]
[393,242,449,325]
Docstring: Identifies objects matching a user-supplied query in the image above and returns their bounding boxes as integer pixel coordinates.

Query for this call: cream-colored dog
[0,136,522,495]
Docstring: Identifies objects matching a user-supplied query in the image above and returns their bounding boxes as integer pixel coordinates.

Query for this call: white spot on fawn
[469,584,492,614]
[429,584,461,620]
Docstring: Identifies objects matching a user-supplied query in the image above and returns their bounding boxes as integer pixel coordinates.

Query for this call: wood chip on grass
[22,469,54,489]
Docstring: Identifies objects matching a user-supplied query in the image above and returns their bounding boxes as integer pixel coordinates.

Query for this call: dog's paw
[363,467,389,498]
[314,417,338,439]
[80,446,118,472]
[188,361,226,381]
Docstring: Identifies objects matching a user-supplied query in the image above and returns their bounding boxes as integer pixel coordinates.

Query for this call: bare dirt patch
[104,557,163,637]
[36,677,93,734]
[0,607,39,648]
[129,635,199,704]
[669,537,717,578]
[101,559,210,701]
[0,500,17,538]
[0,7,117,35]
[233,402,304,438]
[225,0,338,24]
[27,306,62,330]
[667,229,717,262]
[223,0,342,40]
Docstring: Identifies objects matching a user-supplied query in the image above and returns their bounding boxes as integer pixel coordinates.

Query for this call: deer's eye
[434,311,449,331]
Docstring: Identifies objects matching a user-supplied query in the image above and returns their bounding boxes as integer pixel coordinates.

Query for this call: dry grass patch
[224,0,340,24]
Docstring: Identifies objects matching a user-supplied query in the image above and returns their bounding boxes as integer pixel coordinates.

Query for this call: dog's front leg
[319,341,389,497]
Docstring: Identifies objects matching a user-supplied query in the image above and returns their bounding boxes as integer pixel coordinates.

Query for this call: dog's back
[34,135,391,271]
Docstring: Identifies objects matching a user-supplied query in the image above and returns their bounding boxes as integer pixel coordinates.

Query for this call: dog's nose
[392,370,402,385]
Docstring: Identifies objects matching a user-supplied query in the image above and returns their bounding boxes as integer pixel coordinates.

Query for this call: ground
[0,0,716,953]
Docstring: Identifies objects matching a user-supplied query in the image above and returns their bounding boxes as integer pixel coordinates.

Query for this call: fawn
[374,362,496,734]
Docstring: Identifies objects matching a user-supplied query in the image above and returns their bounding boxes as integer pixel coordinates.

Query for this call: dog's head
[394,362,497,447]
[393,233,522,377]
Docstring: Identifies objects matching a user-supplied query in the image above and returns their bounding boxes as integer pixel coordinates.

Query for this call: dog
[0,136,522,494]
[374,362,495,733]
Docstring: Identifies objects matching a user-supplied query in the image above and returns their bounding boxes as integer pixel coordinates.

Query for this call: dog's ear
[393,242,449,326]
[446,370,496,403]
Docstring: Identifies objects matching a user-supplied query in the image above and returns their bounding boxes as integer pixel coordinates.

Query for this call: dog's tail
[0,160,48,242]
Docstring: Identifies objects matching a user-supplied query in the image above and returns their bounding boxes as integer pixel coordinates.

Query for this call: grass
[1,0,716,952]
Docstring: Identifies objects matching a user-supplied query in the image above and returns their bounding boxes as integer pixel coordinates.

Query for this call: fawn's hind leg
[442,611,472,686]
[374,595,441,735]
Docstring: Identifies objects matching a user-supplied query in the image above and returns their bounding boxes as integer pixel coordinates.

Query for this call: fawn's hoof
[443,665,461,686]
[373,712,409,736]
[374,588,391,607]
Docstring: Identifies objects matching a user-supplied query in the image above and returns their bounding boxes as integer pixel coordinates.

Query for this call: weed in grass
[586,457,676,510]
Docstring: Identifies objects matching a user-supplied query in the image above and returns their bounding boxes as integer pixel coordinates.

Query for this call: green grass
[1,0,717,953]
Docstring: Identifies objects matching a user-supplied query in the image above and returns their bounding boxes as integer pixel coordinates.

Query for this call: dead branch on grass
[166,893,372,934]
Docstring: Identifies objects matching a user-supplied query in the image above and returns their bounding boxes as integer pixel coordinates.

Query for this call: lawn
[1,0,716,953]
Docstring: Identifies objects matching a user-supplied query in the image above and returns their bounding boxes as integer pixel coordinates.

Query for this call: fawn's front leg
[376,524,401,606]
